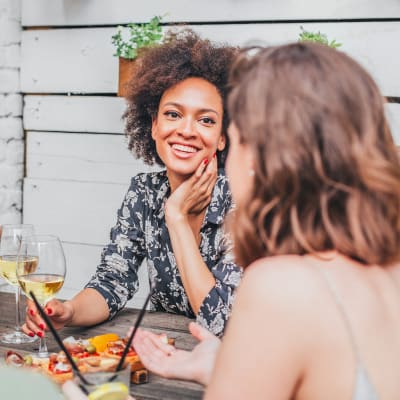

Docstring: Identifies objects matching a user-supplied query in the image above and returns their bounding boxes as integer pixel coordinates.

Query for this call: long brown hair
[228,43,400,268]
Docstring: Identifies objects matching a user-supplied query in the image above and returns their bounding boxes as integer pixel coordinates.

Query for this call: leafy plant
[112,16,164,59]
[298,26,342,49]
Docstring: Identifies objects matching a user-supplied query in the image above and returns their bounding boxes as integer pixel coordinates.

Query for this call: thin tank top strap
[312,263,379,399]
[317,267,361,362]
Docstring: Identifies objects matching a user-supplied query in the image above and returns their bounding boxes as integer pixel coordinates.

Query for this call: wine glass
[0,224,38,344]
[16,235,66,357]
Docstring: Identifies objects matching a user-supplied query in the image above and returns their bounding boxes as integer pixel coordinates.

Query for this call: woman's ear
[245,144,256,177]
[217,133,226,151]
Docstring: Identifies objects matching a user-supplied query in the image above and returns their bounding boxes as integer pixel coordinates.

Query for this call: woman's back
[206,253,400,399]
[297,253,400,399]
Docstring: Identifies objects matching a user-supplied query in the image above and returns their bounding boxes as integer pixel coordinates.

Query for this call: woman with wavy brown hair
[133,42,400,399]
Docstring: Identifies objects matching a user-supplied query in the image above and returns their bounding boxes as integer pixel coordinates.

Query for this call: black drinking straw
[114,288,154,373]
[29,291,90,390]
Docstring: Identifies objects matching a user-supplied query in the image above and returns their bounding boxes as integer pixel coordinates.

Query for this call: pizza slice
[103,339,145,372]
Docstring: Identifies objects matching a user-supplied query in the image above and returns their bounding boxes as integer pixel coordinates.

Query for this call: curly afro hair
[123,28,239,166]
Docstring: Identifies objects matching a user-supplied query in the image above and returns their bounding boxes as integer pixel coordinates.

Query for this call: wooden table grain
[0,291,203,400]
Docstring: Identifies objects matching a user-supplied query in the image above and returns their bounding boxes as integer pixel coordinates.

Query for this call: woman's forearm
[66,288,110,326]
[167,215,215,314]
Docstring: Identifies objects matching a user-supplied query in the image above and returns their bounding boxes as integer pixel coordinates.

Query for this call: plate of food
[5,332,174,385]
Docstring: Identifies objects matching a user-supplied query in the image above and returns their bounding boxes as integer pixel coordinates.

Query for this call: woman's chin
[166,167,196,183]
[165,160,199,176]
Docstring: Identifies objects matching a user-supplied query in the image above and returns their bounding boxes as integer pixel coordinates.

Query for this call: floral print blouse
[85,169,242,337]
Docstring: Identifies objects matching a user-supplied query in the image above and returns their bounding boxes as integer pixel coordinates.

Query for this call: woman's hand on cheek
[165,155,217,221]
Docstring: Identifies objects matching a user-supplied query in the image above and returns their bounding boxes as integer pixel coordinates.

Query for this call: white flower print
[86,170,243,337]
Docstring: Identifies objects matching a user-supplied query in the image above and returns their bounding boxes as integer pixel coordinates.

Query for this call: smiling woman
[151,77,226,189]
[22,29,242,340]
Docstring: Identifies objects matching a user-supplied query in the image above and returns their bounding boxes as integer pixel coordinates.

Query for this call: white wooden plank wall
[20,23,400,96]
[57,243,150,306]
[21,0,400,25]
[386,104,400,145]
[19,1,400,309]
[24,96,125,133]
[26,131,140,183]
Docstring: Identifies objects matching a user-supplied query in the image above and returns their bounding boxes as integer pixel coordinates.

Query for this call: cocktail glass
[16,234,66,357]
[74,364,131,400]
[0,224,37,344]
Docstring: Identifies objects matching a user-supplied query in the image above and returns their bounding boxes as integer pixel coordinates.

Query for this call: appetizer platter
[5,332,174,385]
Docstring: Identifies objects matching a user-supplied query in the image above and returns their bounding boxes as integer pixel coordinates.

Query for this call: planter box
[118,57,137,97]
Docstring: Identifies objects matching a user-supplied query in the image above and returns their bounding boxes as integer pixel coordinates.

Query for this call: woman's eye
[200,117,216,125]
[165,111,179,119]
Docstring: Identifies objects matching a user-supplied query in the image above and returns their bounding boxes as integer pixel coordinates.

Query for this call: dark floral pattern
[85,169,242,336]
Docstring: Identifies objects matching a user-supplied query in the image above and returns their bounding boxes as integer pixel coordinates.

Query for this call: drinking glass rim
[75,363,131,389]
[1,224,35,229]
[0,224,35,238]
[20,234,61,244]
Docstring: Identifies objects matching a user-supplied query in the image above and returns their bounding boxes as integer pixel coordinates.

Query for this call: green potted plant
[112,16,164,97]
[298,26,342,48]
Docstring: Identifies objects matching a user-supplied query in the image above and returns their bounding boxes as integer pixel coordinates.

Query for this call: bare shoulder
[243,255,319,291]
[246,254,312,275]
[237,255,323,313]
[224,255,324,376]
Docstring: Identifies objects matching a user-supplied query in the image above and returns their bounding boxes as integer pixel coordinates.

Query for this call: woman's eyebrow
[162,102,220,116]
[198,108,220,116]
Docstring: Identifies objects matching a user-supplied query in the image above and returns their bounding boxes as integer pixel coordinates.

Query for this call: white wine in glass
[0,224,38,344]
[17,235,66,357]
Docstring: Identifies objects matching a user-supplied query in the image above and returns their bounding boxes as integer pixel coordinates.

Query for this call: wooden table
[0,291,203,399]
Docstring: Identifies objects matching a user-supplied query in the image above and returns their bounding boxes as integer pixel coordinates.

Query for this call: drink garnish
[88,382,129,400]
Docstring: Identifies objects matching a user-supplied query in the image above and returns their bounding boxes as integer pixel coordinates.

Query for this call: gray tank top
[318,268,379,400]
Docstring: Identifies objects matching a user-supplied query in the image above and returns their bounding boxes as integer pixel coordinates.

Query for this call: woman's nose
[178,118,196,137]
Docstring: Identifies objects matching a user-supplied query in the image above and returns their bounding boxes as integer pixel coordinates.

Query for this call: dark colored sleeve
[85,176,146,319]
[196,237,243,337]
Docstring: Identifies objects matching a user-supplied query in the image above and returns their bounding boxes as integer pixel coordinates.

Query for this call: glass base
[1,330,38,344]
[36,350,49,358]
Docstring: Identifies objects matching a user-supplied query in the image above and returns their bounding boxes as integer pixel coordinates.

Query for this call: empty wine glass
[16,235,66,357]
[0,224,37,344]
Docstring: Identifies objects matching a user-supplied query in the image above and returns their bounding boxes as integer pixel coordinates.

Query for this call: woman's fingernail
[37,331,43,338]
[46,308,53,315]
[39,323,45,330]
[29,309,35,316]
[203,158,208,165]
[28,331,35,338]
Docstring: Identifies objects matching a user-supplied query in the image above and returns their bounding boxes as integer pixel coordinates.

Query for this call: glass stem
[38,337,48,357]
[38,302,48,357]
[15,285,22,332]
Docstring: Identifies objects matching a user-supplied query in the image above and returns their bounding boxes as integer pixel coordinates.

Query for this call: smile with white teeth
[171,144,198,153]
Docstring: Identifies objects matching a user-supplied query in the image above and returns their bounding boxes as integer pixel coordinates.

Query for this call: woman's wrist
[165,204,187,224]
[62,300,75,326]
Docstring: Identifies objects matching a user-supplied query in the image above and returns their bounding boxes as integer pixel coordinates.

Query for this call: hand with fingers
[165,154,218,220]
[132,322,220,386]
[22,298,74,338]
